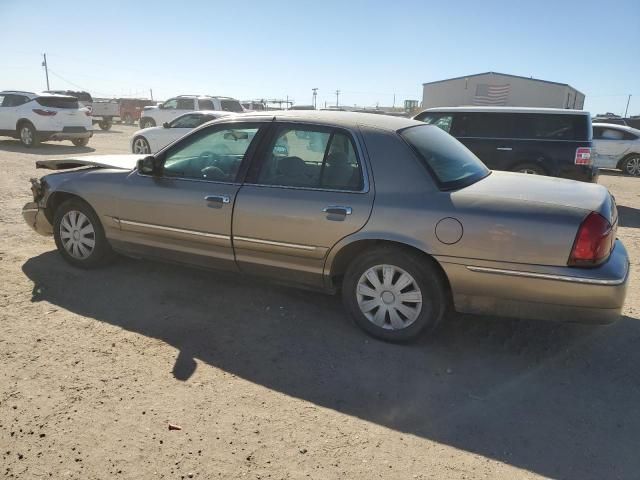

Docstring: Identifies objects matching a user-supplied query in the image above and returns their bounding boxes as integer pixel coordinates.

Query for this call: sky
[1,0,638,115]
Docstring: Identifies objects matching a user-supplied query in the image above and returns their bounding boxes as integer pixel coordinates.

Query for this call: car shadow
[0,139,95,155]
[22,251,640,480]
[617,205,640,228]
[93,129,125,134]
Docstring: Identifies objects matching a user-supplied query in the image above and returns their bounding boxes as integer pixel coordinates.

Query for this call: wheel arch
[44,191,91,225]
[325,237,452,302]
[16,118,35,131]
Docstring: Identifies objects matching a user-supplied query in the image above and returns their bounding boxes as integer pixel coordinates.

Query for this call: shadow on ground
[0,139,95,155]
[617,205,640,228]
[22,252,640,480]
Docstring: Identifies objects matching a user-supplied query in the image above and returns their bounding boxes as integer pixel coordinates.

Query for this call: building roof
[422,71,583,94]
[421,106,589,116]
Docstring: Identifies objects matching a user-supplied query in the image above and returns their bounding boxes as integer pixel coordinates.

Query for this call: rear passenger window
[452,113,512,138]
[256,127,363,191]
[416,114,453,133]
[177,98,195,110]
[516,114,585,140]
[198,99,215,110]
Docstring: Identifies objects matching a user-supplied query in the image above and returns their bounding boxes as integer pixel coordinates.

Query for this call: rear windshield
[400,125,490,190]
[220,100,244,113]
[36,96,79,109]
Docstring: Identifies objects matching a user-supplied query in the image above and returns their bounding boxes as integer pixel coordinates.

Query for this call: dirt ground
[1,125,639,480]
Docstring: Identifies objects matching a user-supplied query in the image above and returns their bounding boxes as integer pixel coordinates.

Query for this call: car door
[0,94,23,131]
[233,122,374,288]
[593,126,630,168]
[114,121,265,270]
[0,94,10,131]
[451,112,515,170]
[155,113,205,150]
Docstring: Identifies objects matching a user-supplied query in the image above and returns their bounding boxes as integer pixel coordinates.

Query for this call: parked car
[593,123,640,176]
[131,110,234,154]
[22,112,629,342]
[0,90,92,147]
[414,107,597,182]
[119,98,157,125]
[140,95,244,128]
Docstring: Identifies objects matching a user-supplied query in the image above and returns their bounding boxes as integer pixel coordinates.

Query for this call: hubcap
[59,210,95,259]
[356,264,423,330]
[626,157,640,176]
[133,138,149,154]
[21,127,32,145]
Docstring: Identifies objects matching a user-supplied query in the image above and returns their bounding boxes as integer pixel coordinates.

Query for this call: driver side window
[163,98,178,109]
[162,125,260,182]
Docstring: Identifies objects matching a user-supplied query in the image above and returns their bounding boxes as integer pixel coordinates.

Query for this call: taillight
[575,147,592,165]
[568,212,614,266]
[32,109,57,116]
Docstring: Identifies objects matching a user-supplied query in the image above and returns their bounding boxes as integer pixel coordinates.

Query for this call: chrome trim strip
[118,219,230,240]
[22,208,39,213]
[234,236,316,251]
[466,265,627,286]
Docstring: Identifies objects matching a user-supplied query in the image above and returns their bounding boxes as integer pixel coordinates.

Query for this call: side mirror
[137,155,159,175]
[163,122,170,128]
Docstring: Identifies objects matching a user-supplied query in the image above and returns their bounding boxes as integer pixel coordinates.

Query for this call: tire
[53,198,115,269]
[123,114,133,125]
[512,163,546,175]
[621,154,640,176]
[72,138,90,147]
[18,122,39,148]
[140,118,156,129]
[98,120,112,131]
[341,247,447,342]
[132,136,151,154]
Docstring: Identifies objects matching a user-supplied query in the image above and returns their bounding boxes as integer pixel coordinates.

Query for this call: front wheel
[622,155,640,176]
[342,247,447,342]
[140,118,156,129]
[53,198,115,269]
[72,138,90,147]
[132,136,151,154]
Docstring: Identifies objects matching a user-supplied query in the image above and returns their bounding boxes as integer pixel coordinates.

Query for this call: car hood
[456,171,615,221]
[36,154,146,171]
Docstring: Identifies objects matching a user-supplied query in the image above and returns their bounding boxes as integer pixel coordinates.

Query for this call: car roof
[420,106,590,116]
[592,123,640,135]
[0,91,78,100]
[233,110,420,132]
[177,110,234,116]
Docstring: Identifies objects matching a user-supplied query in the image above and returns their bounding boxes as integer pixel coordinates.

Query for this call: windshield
[400,125,489,190]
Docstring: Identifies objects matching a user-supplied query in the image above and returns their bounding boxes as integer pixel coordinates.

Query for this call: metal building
[422,72,585,110]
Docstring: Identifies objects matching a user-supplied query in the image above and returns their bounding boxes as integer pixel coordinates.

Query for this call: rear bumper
[40,128,93,141]
[22,202,52,236]
[441,240,630,325]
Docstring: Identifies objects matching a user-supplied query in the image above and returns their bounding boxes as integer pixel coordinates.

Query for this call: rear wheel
[72,138,90,147]
[53,198,114,269]
[18,122,39,148]
[342,247,447,342]
[622,155,640,176]
[140,118,156,129]
[132,136,151,154]
[98,120,112,131]
[512,163,546,175]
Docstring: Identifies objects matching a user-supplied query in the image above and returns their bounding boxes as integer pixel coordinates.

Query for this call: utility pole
[312,88,318,109]
[42,53,50,90]
[393,93,396,109]
[624,94,632,118]
[150,88,153,101]
[335,89,340,107]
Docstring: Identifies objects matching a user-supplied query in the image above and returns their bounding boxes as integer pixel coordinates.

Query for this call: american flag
[473,84,510,106]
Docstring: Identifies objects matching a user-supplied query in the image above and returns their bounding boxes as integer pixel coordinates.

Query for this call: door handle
[323,206,352,216]
[205,194,230,204]
[496,147,513,151]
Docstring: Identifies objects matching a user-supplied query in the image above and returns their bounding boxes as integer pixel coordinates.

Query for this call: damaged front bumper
[23,202,53,235]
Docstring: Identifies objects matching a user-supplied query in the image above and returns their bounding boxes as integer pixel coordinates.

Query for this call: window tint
[198,99,215,110]
[515,114,586,140]
[256,127,363,190]
[220,100,244,113]
[177,98,195,110]
[170,114,204,129]
[162,126,259,181]
[599,128,624,140]
[35,96,79,109]
[452,113,512,138]
[163,99,178,109]
[623,131,638,140]
[400,125,489,190]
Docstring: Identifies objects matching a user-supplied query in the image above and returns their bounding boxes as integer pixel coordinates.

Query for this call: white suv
[0,91,93,147]
[139,95,244,128]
